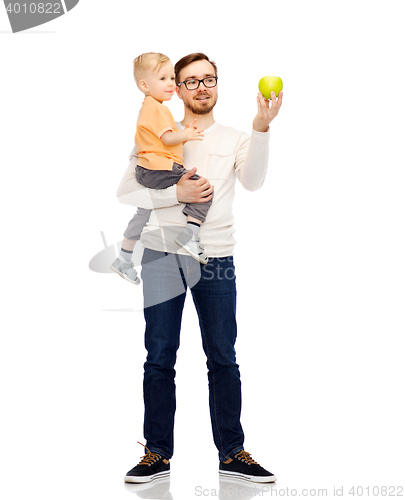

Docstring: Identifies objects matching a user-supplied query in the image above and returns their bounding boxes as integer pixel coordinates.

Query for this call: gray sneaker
[110,258,141,285]
[175,231,209,265]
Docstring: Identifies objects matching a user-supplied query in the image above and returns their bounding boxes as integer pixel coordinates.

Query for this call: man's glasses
[177,76,218,91]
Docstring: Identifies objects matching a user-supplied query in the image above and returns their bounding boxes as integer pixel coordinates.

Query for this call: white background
[1,1,404,499]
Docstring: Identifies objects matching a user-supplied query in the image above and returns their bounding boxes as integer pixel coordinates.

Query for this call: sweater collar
[176,121,219,134]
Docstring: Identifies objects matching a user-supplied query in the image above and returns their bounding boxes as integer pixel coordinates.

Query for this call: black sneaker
[124,446,170,483]
[219,450,276,483]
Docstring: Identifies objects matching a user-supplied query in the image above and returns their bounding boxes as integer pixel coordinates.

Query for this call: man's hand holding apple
[253,91,283,133]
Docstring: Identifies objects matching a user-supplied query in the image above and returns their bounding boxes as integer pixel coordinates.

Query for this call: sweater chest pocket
[207,153,234,181]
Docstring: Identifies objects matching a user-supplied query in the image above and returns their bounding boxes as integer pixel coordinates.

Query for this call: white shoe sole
[124,470,170,483]
[174,239,209,265]
[219,470,277,483]
[110,265,140,285]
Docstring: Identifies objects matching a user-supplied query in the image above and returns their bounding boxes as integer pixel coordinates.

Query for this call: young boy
[111,52,213,285]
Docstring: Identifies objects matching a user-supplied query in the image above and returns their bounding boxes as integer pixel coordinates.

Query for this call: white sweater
[116,122,270,257]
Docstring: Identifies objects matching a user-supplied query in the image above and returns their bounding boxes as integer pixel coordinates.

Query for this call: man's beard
[184,94,218,115]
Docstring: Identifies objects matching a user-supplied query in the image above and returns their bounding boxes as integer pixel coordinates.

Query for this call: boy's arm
[161,122,204,145]
[161,130,187,146]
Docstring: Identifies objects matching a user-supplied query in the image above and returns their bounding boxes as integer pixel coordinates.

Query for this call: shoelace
[136,441,161,466]
[235,450,259,465]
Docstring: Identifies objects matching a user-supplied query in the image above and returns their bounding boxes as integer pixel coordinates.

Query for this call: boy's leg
[111,207,152,284]
[135,165,213,218]
[175,179,213,264]
[122,238,137,252]
[118,238,137,266]
[135,164,185,190]
[136,164,213,263]
[182,176,213,224]
[123,207,152,242]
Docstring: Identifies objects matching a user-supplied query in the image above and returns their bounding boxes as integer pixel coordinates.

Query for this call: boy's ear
[139,79,148,92]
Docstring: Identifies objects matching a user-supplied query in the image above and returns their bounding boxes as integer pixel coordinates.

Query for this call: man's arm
[116,146,179,209]
[235,91,283,191]
[116,146,213,208]
[234,130,270,191]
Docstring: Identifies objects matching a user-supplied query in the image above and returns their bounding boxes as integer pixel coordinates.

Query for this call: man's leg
[189,256,244,461]
[141,249,188,459]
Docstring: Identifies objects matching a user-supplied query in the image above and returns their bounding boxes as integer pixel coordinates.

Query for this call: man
[117,53,283,483]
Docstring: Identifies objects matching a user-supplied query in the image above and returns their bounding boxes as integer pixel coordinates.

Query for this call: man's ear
[175,85,183,100]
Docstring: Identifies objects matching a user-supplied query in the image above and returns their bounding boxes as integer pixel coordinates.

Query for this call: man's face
[176,60,218,115]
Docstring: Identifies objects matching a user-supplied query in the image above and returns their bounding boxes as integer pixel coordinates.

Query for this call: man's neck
[180,110,215,130]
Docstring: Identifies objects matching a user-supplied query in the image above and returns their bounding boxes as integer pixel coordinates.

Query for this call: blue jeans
[140,248,244,461]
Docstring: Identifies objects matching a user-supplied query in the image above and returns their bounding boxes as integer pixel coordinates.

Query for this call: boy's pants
[123,163,213,241]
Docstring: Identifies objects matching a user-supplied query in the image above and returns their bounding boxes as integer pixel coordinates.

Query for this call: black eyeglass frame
[177,76,218,90]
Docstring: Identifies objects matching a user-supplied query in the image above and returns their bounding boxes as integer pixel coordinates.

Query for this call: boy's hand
[253,91,283,132]
[185,119,198,130]
[184,119,204,142]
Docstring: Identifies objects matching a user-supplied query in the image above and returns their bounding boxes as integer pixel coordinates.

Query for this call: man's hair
[174,53,217,85]
[133,52,170,90]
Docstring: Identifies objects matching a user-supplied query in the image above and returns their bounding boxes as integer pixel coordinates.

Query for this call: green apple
[258,76,283,99]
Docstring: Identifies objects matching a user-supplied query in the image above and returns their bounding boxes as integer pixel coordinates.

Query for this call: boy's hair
[174,53,217,85]
[133,52,170,90]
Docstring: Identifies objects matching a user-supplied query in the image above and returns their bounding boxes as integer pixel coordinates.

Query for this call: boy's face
[140,62,176,102]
